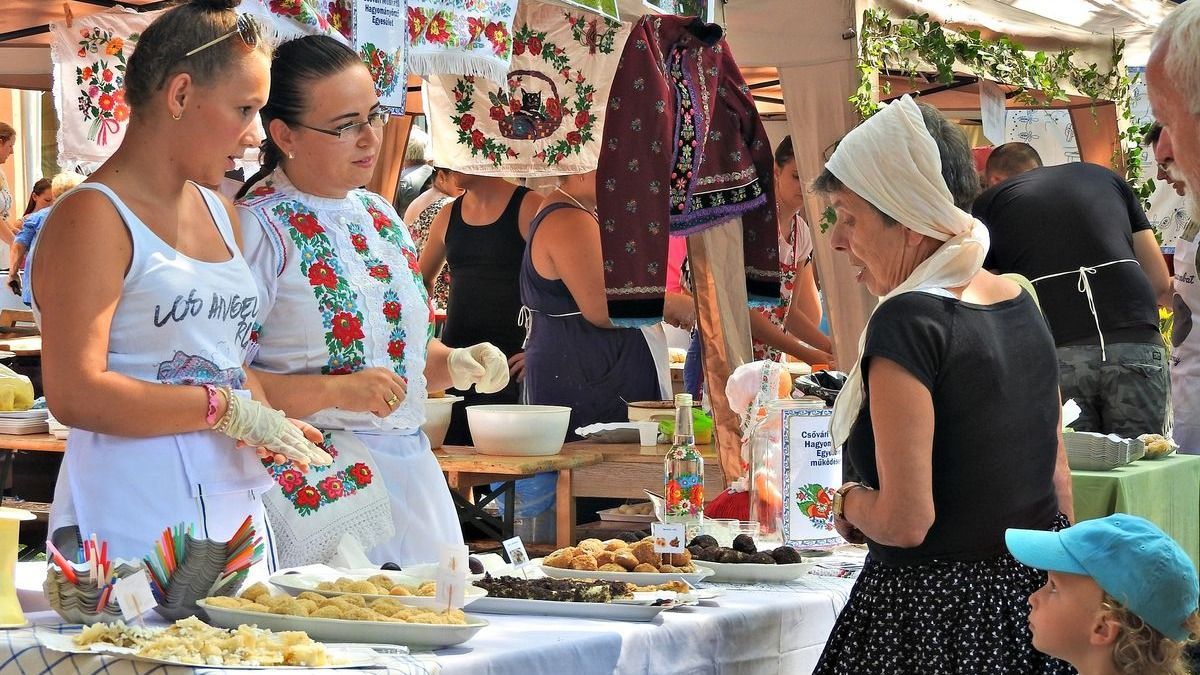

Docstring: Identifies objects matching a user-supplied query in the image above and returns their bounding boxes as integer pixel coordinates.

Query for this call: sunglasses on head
[185,13,262,58]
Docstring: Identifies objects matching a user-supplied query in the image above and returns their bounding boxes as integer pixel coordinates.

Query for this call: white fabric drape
[826,95,990,447]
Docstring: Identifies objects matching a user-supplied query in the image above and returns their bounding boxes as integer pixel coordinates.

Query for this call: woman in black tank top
[419,174,538,445]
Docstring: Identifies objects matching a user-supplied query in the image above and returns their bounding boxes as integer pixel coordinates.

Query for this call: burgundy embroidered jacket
[596,15,779,323]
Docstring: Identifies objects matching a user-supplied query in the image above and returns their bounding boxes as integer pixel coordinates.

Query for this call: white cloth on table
[31,181,273,562]
[824,95,990,447]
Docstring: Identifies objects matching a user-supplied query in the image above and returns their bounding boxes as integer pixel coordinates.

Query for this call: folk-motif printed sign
[780,407,844,548]
[425,0,630,176]
[50,9,163,169]
[354,0,408,114]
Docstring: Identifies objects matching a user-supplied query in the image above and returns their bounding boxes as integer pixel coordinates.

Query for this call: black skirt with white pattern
[813,515,1077,675]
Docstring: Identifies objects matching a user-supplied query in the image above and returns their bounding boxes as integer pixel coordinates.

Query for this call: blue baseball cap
[1006,514,1198,641]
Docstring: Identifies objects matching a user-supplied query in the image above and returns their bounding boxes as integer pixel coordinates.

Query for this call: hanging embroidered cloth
[406,0,520,84]
[353,0,409,114]
[425,0,630,177]
[50,8,163,170]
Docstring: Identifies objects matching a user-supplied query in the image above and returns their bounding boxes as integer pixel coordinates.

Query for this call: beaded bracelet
[201,384,222,427]
[212,387,236,434]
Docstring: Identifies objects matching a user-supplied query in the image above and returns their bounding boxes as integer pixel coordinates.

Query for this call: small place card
[112,569,157,622]
[435,544,469,610]
[502,536,530,569]
[652,522,686,554]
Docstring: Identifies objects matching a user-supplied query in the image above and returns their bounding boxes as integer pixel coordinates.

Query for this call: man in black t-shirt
[972,150,1173,437]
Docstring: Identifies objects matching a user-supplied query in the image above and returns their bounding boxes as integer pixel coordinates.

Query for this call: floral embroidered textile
[407,0,520,85]
[261,430,396,566]
[354,0,408,114]
[50,9,161,169]
[425,0,630,177]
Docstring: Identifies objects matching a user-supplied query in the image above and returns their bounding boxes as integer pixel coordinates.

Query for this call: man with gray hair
[1149,0,1200,454]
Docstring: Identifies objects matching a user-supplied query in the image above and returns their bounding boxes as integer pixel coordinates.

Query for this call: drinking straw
[45,540,78,585]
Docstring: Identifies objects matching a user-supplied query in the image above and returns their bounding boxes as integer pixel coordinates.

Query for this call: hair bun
[189,0,241,10]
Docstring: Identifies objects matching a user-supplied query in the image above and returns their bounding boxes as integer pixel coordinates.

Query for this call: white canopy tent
[720,0,1177,365]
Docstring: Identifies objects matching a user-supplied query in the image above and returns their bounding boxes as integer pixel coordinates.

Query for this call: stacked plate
[47,412,69,440]
[1064,432,1145,471]
[43,561,142,624]
[0,408,48,435]
[153,535,243,620]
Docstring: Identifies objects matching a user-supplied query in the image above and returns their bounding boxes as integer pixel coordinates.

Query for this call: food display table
[434,447,604,548]
[1071,453,1200,567]
[9,560,854,675]
[0,336,41,357]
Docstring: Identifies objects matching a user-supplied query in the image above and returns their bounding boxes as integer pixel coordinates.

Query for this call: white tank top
[33,182,260,387]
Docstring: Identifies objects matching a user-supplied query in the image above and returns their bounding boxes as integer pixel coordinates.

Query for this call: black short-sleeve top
[846,290,1061,566]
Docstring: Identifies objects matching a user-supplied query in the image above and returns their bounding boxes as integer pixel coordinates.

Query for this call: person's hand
[834,514,866,544]
[217,394,333,467]
[448,343,510,393]
[331,367,408,417]
[508,352,526,383]
[253,419,325,471]
[663,292,695,331]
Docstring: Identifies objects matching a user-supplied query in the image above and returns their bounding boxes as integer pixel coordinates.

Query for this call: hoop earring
[171,111,182,121]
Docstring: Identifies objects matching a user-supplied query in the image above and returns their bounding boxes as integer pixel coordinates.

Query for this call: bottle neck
[673,404,694,446]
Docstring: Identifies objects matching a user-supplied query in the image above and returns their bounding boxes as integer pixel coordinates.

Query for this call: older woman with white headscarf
[811,97,1075,674]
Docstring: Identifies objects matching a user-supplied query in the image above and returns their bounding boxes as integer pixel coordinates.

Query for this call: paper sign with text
[502,536,530,569]
[435,544,469,609]
[112,569,158,621]
[651,522,686,554]
[781,407,844,548]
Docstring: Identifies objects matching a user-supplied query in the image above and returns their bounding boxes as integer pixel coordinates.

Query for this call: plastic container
[749,397,831,542]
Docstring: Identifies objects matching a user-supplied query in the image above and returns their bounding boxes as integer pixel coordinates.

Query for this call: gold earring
[287,151,295,159]
[172,111,182,121]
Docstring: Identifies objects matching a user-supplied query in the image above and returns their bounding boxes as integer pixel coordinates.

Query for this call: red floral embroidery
[368,264,391,280]
[383,300,401,321]
[331,312,365,347]
[351,233,368,251]
[318,476,344,500]
[349,462,373,485]
[426,13,451,44]
[387,339,406,359]
[290,212,323,238]
[307,259,338,289]
[295,485,321,509]
[279,469,304,495]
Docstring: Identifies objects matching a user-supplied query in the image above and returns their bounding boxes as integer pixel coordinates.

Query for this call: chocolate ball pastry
[748,552,777,565]
[732,534,757,554]
[719,550,748,564]
[468,556,484,575]
[687,545,706,559]
[688,534,719,550]
[697,546,722,562]
[770,546,803,564]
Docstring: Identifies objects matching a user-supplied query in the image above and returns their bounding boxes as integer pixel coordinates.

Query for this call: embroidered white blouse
[237,170,432,433]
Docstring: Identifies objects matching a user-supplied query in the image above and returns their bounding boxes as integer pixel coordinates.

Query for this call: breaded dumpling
[569,553,599,571]
[599,563,626,572]
[543,547,577,568]
[604,539,627,552]
[577,538,606,554]
[240,582,272,603]
[595,550,617,566]
[633,563,659,573]
[614,552,640,571]
[631,540,660,565]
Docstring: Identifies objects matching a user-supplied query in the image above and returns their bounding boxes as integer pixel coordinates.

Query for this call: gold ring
[386,393,399,407]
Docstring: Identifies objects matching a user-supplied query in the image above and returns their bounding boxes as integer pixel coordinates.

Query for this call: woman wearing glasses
[237,35,507,566]
[30,0,331,562]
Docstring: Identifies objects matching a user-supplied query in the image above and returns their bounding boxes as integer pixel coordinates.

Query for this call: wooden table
[0,433,64,516]
[435,446,604,548]
[567,440,727,500]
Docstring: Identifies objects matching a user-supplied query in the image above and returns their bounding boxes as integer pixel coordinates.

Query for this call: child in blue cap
[1006,513,1199,675]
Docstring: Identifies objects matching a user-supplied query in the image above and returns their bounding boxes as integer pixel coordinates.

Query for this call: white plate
[700,560,815,583]
[37,629,381,669]
[536,559,715,585]
[198,599,487,649]
[0,409,47,419]
[269,571,487,608]
[469,596,671,621]
[596,506,656,523]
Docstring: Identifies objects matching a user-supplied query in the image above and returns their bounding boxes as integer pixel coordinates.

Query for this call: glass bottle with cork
[663,393,704,537]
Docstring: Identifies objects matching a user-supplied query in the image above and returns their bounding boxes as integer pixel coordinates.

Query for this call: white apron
[1172,220,1200,453]
[33,182,275,562]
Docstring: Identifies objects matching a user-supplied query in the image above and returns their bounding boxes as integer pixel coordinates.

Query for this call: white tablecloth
[11,563,854,675]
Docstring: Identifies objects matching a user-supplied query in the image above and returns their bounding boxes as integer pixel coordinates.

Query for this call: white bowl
[466,404,571,456]
[421,395,463,449]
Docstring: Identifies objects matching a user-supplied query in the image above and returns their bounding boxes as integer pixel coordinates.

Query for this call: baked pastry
[569,553,599,571]
[577,538,606,554]
[544,547,577,568]
[632,563,659,573]
[631,540,660,565]
[595,551,617,567]
[614,552,640,571]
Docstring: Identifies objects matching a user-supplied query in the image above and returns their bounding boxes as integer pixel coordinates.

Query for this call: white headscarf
[827,95,990,448]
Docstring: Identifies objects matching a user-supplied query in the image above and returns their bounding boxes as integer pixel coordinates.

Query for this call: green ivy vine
[820,8,1154,234]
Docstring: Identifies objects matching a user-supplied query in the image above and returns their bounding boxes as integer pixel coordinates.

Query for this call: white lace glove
[215,394,333,466]
[448,343,510,394]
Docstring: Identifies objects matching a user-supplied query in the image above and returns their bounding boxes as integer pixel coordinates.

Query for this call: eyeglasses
[185,14,262,58]
[293,111,390,140]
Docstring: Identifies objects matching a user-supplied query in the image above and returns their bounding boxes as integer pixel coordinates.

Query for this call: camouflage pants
[1057,342,1169,437]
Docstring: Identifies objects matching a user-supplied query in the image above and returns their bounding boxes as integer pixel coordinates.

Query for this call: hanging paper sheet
[354,0,409,114]
[50,9,163,169]
[425,0,630,176]
[556,0,619,21]
[406,0,520,84]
